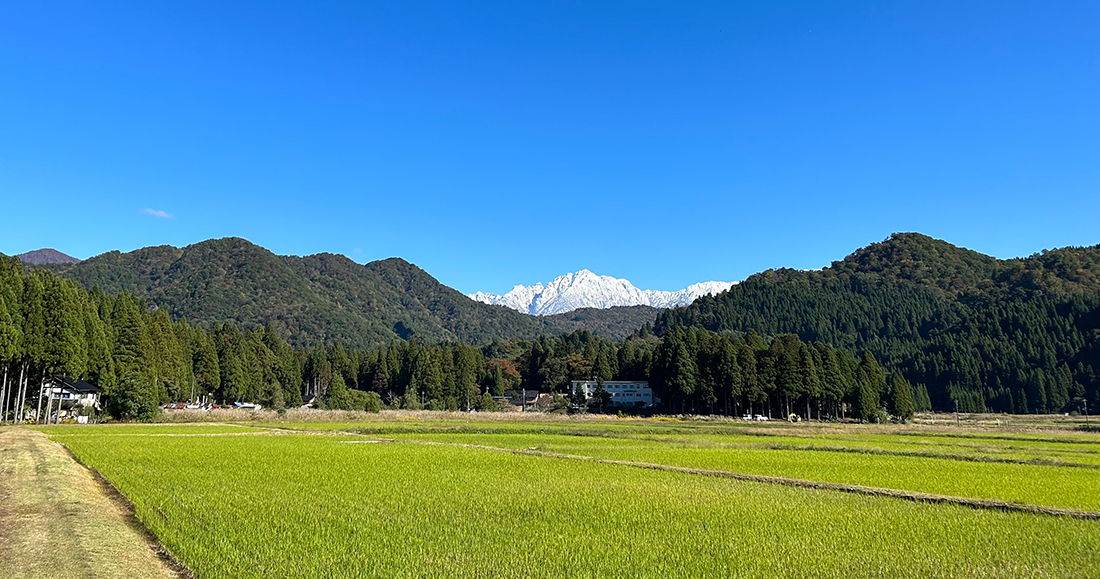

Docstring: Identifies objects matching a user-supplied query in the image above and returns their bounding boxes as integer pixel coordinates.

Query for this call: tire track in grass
[387,438,1100,520]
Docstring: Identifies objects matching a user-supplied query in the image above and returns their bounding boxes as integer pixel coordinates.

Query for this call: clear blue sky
[2,1,1097,295]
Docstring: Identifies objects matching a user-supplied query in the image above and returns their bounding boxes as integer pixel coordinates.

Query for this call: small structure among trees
[40,375,101,424]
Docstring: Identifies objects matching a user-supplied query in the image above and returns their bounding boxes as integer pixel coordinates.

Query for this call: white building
[39,376,102,423]
[571,380,658,408]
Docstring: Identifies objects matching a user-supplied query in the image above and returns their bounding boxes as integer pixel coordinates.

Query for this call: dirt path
[0,428,184,579]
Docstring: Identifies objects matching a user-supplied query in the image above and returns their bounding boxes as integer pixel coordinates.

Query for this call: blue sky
[1,1,1097,295]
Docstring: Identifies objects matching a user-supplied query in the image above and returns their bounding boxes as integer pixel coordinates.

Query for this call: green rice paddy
[45,417,1100,578]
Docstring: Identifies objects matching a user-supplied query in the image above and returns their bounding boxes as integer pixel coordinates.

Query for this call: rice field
[44,417,1100,578]
[375,432,1100,511]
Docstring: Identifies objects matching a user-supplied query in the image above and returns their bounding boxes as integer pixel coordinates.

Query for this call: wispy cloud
[143,208,173,219]
[353,248,363,254]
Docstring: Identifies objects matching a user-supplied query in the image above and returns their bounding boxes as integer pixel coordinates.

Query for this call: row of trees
[0,254,923,423]
[298,327,919,422]
[648,327,920,421]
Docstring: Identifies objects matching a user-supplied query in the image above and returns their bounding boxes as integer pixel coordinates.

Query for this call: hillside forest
[2,232,1097,420]
[0,255,917,422]
[657,233,1100,415]
[36,237,657,346]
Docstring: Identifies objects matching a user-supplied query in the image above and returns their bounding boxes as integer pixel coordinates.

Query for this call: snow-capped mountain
[469,270,737,316]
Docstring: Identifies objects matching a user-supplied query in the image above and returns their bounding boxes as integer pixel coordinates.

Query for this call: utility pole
[1084,399,1090,430]
[954,399,960,426]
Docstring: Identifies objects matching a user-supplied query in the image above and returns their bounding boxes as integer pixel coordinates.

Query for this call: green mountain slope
[43,238,654,347]
[656,233,1100,414]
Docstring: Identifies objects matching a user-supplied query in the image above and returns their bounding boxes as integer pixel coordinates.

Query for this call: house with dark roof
[301,393,318,408]
[41,376,102,423]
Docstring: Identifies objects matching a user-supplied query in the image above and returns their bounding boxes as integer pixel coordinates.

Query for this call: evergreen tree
[488,364,508,396]
[324,373,352,410]
[110,294,151,383]
[108,370,159,421]
[21,272,49,375]
[799,344,821,419]
[888,373,916,421]
[478,391,499,412]
[716,339,741,415]
[371,354,391,396]
[817,345,843,417]
[412,349,444,403]
[856,381,880,423]
[192,332,221,398]
[0,295,21,422]
[592,383,612,412]
[81,298,112,388]
[454,345,480,410]
[44,279,88,381]
[571,383,589,409]
[594,349,613,383]
[668,342,698,413]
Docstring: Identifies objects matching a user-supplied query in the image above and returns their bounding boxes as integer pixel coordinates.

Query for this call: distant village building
[301,393,317,409]
[501,389,541,410]
[42,376,102,423]
[571,380,658,408]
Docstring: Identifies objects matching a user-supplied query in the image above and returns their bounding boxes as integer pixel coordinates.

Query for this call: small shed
[301,393,318,409]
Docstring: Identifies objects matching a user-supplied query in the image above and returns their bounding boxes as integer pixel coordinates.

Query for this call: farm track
[393,437,1100,520]
[0,429,186,579]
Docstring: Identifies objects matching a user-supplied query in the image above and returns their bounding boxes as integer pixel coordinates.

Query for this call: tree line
[0,255,918,422]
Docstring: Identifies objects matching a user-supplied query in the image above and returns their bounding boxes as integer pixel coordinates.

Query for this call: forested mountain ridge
[16,248,81,265]
[831,232,1100,295]
[35,238,652,347]
[0,251,887,423]
[655,233,1100,414]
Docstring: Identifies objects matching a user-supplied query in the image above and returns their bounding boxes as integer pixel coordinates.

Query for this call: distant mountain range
[470,270,736,315]
[22,238,657,347]
[16,248,80,265]
[12,233,1097,414]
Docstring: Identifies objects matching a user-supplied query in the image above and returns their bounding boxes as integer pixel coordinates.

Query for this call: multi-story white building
[571,380,658,408]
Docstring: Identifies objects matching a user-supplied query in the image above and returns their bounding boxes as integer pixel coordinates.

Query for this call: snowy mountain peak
[469,271,737,316]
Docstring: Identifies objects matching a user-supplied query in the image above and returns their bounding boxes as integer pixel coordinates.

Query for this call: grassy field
[37,415,1100,578]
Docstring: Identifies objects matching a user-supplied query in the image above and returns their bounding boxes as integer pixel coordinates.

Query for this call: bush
[348,389,369,411]
[364,392,382,413]
[402,389,423,410]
